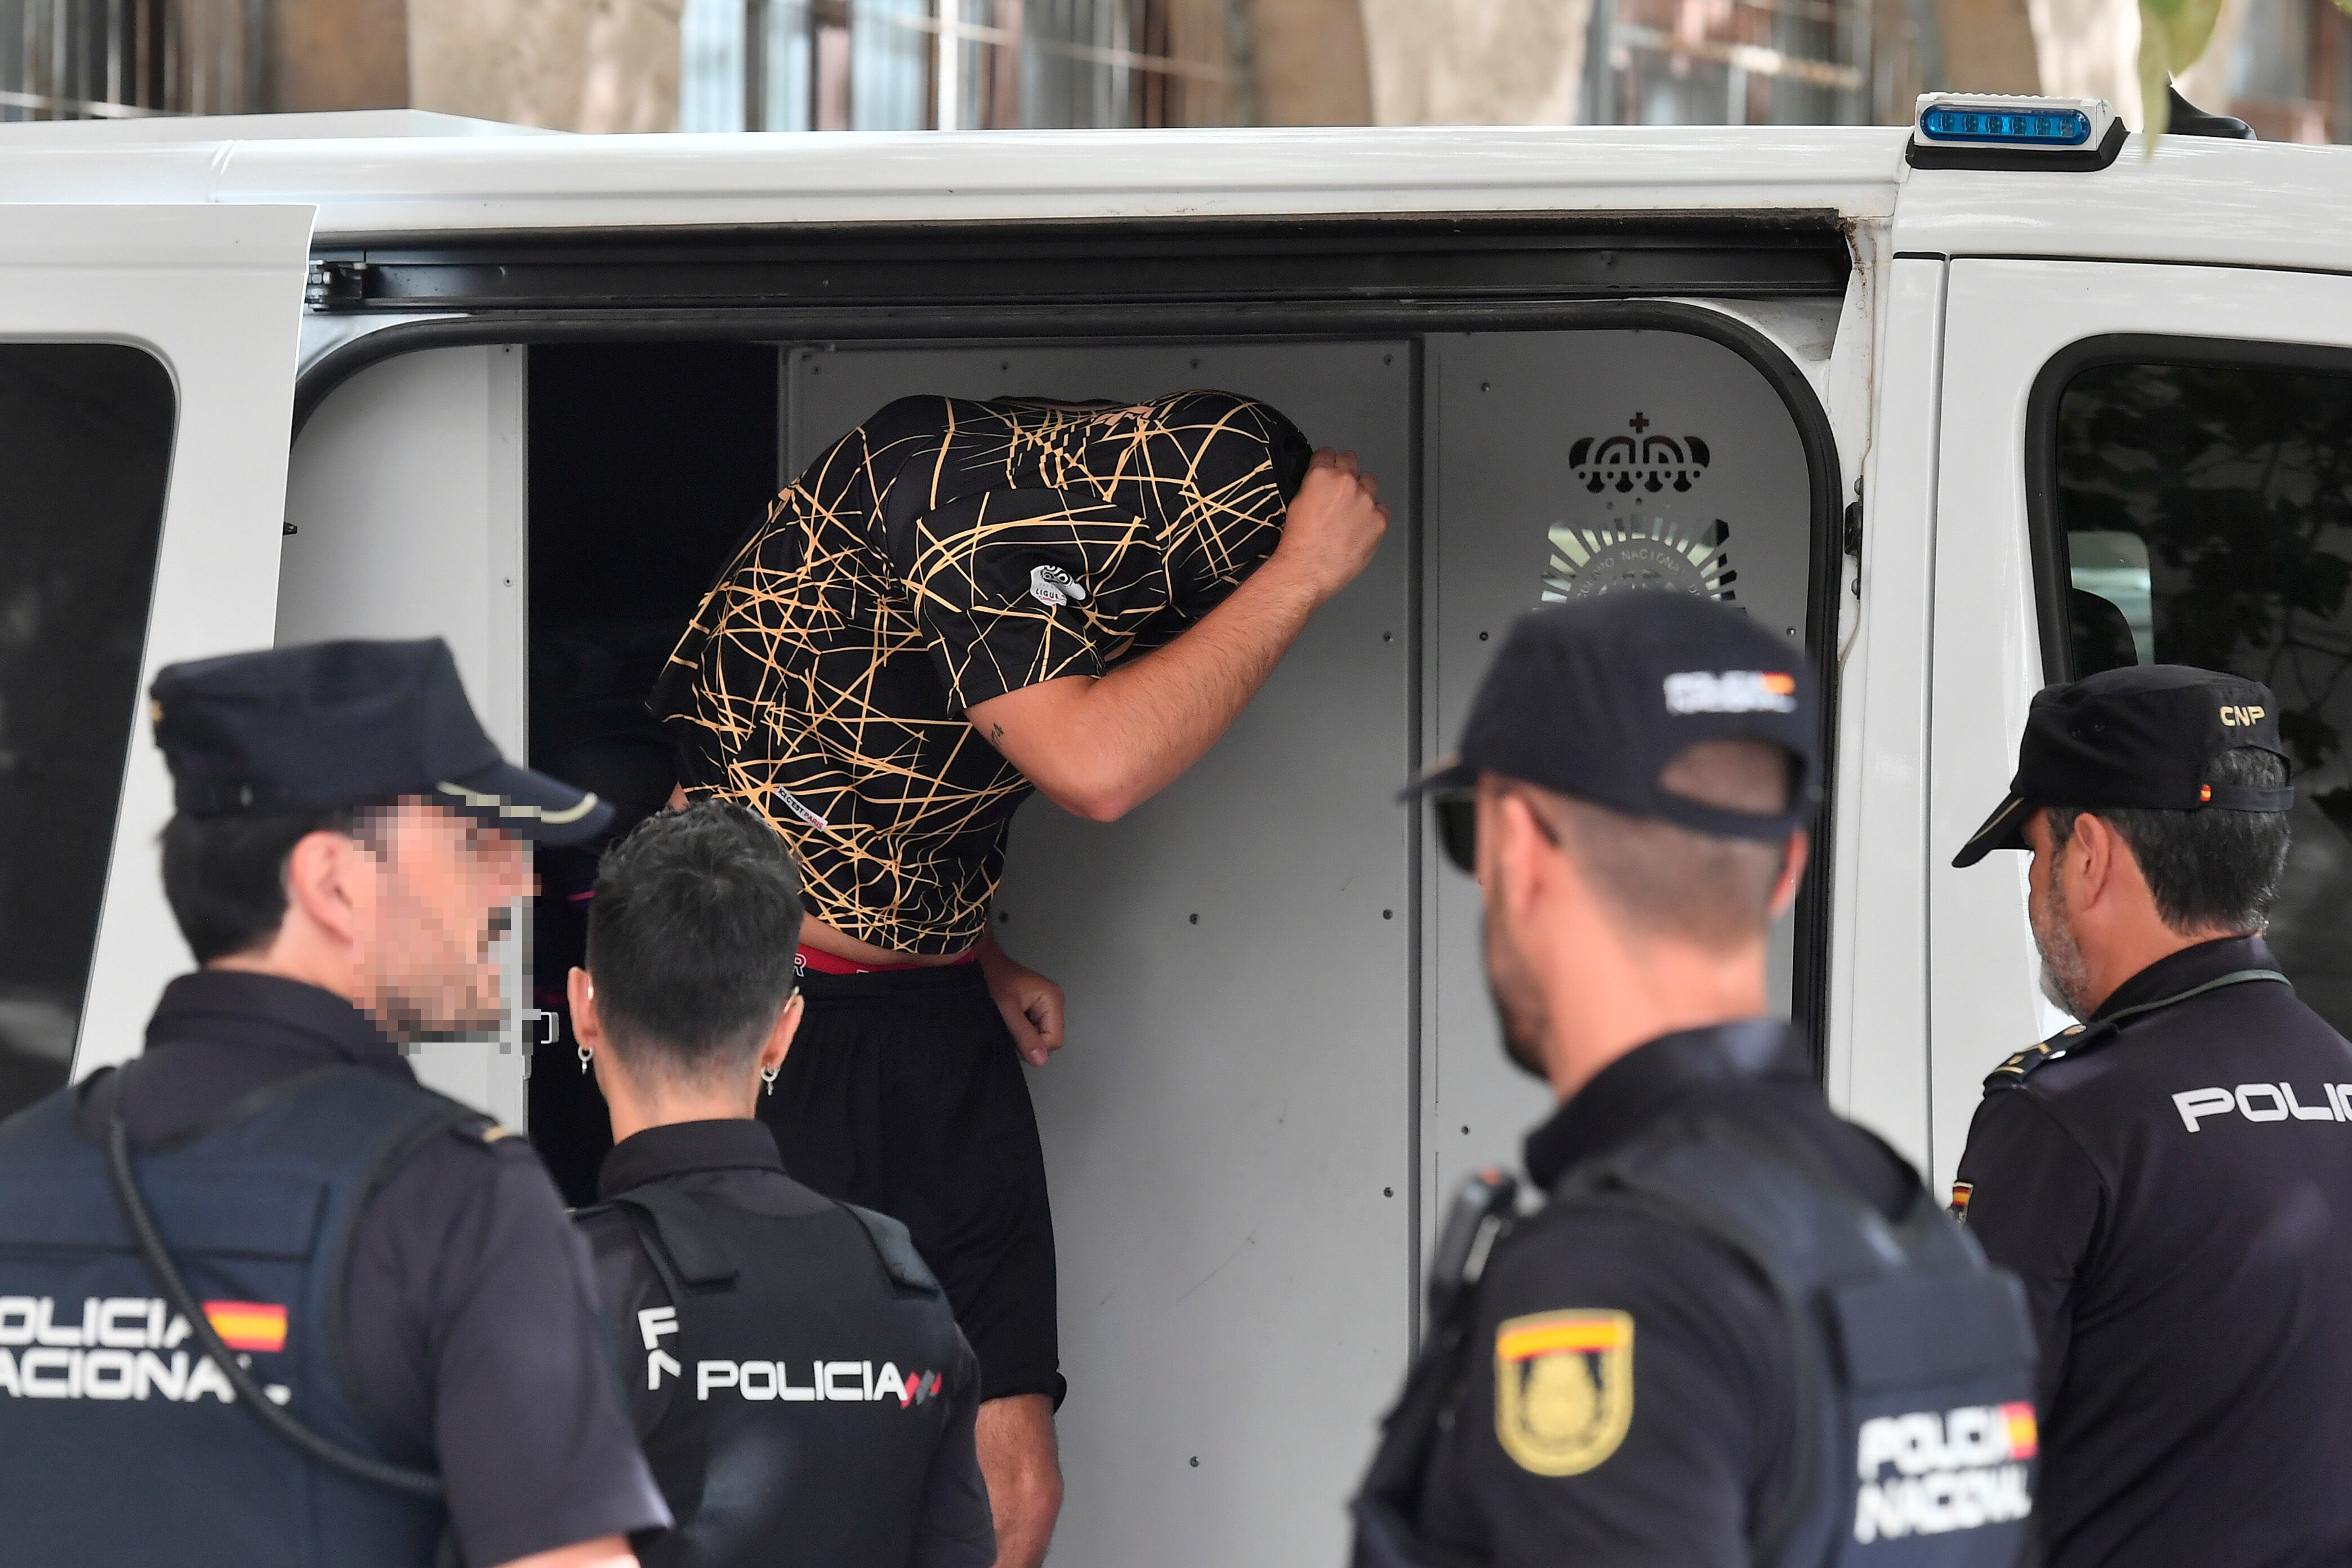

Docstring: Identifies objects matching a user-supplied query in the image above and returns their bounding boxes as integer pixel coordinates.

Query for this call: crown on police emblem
[1570,413,1711,496]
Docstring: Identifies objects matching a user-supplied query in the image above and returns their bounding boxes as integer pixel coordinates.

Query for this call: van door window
[0,344,175,1118]
[2046,353,2352,1032]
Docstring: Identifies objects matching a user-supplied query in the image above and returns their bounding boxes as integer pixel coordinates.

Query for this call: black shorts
[759,962,1063,1407]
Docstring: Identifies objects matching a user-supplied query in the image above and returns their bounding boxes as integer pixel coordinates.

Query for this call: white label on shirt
[1030,565,1089,608]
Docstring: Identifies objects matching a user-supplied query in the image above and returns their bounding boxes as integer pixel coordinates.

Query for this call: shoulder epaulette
[1983,1022,2097,1093]
[1980,968,2293,1096]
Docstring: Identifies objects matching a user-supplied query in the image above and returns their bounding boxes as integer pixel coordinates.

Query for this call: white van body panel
[0,123,1906,231]
[1925,257,2352,1192]
[2,204,318,1079]
[1824,256,1946,1174]
[1894,140,2352,275]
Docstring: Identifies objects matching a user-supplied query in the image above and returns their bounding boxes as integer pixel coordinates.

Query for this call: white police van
[3,99,2347,1563]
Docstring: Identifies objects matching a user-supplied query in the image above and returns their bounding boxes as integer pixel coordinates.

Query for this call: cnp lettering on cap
[1663,670,1799,716]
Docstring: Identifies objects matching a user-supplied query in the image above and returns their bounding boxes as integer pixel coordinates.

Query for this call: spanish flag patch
[204,1300,288,1354]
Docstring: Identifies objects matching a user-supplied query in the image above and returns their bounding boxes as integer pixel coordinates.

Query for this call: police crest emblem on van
[1547,416,1732,603]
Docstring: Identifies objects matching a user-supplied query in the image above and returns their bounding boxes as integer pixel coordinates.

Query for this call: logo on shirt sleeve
[1493,1309,1634,1477]
[1028,565,1089,608]
[1949,1182,1973,1224]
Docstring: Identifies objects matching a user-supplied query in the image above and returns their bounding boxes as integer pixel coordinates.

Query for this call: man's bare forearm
[973,556,1322,821]
[1084,556,1322,810]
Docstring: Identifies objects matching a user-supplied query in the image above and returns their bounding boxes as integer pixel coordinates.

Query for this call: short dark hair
[586,801,803,1083]
[2047,745,2290,934]
[1544,738,1795,951]
[159,807,382,964]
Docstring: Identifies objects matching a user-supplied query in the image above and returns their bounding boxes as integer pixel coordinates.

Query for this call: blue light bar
[1919,105,2091,147]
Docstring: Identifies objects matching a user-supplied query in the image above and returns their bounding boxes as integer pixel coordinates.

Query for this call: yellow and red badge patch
[1949,1182,1974,1224]
[1493,1311,1635,1477]
[2001,1401,2038,1460]
[204,1300,287,1355]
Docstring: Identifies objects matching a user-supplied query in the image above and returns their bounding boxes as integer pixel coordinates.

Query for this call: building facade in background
[1,0,2348,141]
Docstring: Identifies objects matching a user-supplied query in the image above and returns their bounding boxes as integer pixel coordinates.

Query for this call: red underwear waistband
[795,943,981,977]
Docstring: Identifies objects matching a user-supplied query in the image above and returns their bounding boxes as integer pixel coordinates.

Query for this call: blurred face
[1475,782,1553,1083]
[355,803,532,1042]
[2025,809,2092,1019]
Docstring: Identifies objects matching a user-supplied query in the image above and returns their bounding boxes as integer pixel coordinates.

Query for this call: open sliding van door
[1927,259,2352,1194]
[0,204,314,1110]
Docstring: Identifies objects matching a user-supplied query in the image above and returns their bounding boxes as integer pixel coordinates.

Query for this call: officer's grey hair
[1535,740,1793,953]
[2046,745,2291,936]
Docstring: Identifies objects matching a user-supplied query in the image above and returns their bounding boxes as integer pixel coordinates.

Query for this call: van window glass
[0,344,176,1119]
[2050,358,2352,1031]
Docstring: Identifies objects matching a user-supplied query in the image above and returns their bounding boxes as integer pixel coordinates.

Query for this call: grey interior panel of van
[1419,331,1814,1259]
[787,341,1416,1566]
[790,329,1817,1563]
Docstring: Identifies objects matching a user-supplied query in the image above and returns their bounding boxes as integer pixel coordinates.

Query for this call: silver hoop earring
[761,1066,779,1095]
[578,1044,594,1074]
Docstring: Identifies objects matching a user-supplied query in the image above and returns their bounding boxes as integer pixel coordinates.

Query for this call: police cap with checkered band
[1952,663,2293,869]
[150,638,613,844]
[1404,593,1819,870]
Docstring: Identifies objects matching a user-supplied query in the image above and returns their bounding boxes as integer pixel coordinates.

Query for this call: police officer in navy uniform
[1949,665,2352,1567]
[1355,593,2037,1568]
[0,639,671,1568]
[568,802,995,1568]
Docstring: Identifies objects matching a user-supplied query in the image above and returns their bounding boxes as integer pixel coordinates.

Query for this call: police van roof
[0,114,2345,275]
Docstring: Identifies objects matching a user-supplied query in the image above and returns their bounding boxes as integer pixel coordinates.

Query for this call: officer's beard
[1482,905,1551,1083]
[2031,866,2094,1021]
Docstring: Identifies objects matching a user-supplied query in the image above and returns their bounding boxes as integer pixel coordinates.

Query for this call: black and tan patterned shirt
[651,391,1308,955]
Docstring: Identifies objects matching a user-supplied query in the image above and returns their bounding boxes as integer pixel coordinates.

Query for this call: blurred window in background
[1585,0,1906,127]
[2049,354,2352,1031]
[0,344,176,1119]
[0,0,261,119]
[680,0,1248,131]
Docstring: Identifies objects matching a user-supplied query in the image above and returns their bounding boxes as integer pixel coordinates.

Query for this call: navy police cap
[1953,663,2292,868]
[1405,593,1819,843]
[150,639,612,845]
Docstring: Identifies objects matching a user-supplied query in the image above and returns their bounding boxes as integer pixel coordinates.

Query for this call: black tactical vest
[0,1065,471,1568]
[1353,1093,2038,1568]
[590,1182,968,1568]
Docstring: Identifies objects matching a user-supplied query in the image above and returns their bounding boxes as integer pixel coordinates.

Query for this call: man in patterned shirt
[651,389,1384,1564]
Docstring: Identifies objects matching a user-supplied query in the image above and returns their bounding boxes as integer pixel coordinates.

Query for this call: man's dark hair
[586,801,803,1083]
[2048,745,2291,934]
[1542,738,1796,952]
[159,807,382,964]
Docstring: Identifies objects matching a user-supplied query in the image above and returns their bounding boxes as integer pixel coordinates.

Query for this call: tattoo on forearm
[991,723,1005,744]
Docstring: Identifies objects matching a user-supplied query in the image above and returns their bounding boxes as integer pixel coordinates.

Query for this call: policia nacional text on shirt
[0,640,668,1568]
[1355,594,2036,1568]
[1949,665,2352,1568]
